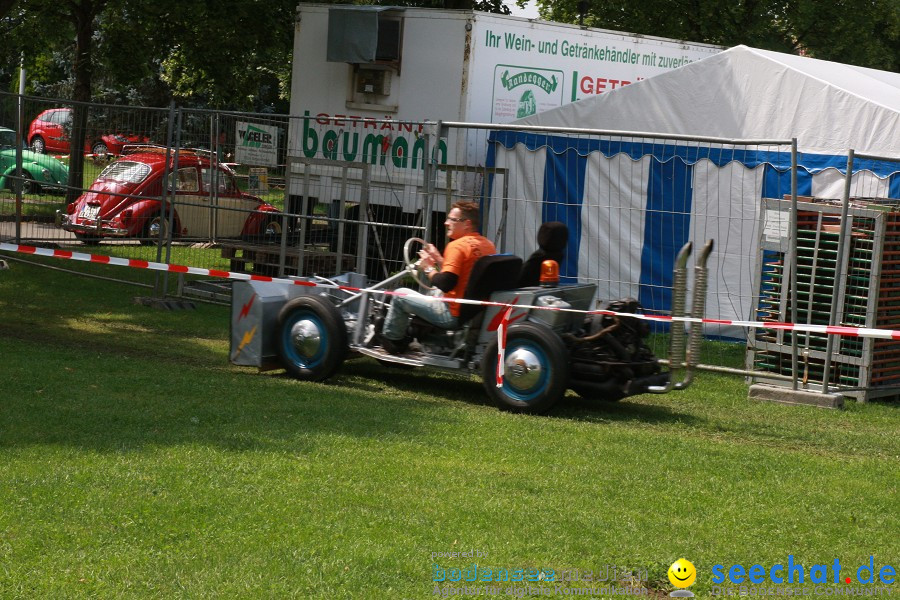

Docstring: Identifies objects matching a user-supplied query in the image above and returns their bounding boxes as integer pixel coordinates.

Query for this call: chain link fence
[10,92,900,396]
[0,92,792,372]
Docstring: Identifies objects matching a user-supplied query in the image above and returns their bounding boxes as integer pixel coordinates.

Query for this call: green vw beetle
[0,126,69,194]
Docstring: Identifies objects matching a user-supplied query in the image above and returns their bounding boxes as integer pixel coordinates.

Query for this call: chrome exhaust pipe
[675,239,714,390]
[647,241,692,393]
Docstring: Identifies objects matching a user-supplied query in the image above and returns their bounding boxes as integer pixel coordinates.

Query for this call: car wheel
[276,296,347,381]
[8,171,39,195]
[74,233,101,246]
[141,213,170,246]
[482,321,569,414]
[261,218,283,243]
[91,141,109,156]
[242,217,284,245]
[30,136,45,154]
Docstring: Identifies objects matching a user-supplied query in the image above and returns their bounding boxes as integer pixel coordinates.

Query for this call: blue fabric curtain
[639,159,693,317]
[541,148,586,284]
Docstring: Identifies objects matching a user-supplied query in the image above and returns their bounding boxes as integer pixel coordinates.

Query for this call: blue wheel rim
[500,340,550,403]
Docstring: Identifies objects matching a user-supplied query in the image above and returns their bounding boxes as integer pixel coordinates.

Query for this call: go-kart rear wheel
[276,296,347,382]
[482,322,569,414]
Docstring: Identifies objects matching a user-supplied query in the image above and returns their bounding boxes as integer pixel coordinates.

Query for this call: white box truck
[285,5,721,227]
[290,4,721,122]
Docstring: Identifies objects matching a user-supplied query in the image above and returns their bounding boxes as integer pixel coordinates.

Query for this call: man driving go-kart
[378,201,495,354]
[231,195,712,413]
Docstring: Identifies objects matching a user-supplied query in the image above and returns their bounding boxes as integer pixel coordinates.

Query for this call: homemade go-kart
[230,237,713,414]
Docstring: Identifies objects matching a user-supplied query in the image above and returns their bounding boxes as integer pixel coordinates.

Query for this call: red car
[27,108,149,156]
[58,146,282,244]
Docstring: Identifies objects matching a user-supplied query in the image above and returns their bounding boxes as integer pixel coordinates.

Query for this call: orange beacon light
[539,259,560,287]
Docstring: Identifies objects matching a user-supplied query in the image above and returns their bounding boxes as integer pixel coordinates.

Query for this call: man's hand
[417,249,436,270]
[423,243,442,266]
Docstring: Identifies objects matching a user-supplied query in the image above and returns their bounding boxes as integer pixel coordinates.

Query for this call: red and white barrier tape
[495,305,513,387]
[4,242,900,343]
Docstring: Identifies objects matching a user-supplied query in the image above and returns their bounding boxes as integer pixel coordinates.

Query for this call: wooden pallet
[218,242,356,277]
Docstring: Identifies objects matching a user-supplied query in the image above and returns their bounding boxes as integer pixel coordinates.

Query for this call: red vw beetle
[58,145,282,244]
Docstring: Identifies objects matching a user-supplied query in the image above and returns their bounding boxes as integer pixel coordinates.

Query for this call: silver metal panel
[475,283,597,346]
[230,272,367,367]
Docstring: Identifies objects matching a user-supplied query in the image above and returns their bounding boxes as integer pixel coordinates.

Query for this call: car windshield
[98,161,151,184]
[0,130,17,148]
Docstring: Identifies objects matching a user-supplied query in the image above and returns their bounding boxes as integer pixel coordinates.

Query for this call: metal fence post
[358,164,371,276]
[821,150,855,392]
[422,120,441,245]
[154,102,177,297]
[789,138,799,390]
[14,55,25,244]
[211,112,221,243]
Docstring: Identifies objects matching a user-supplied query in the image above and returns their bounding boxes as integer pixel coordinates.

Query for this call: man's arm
[429,270,458,293]
[424,241,465,293]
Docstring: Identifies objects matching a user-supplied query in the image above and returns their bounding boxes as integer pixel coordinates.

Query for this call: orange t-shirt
[440,233,497,317]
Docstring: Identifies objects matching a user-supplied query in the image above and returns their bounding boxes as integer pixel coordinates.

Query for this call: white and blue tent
[485,45,900,336]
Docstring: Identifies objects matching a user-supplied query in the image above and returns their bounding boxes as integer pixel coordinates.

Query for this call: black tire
[141,213,170,246]
[30,136,45,154]
[91,141,109,157]
[276,296,347,381]
[243,217,284,245]
[7,171,39,195]
[22,176,40,195]
[482,321,569,414]
[260,218,283,244]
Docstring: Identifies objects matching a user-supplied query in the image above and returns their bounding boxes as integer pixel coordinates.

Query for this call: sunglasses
[446,217,469,223]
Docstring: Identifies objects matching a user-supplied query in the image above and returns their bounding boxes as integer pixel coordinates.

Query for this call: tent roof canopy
[516,45,900,160]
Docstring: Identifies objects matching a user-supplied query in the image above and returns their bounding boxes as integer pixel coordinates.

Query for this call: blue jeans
[381,288,459,340]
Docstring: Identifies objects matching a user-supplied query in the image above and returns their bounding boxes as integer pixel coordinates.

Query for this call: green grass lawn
[0,256,898,598]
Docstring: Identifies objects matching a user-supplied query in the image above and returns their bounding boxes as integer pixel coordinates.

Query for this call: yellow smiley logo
[668,558,697,588]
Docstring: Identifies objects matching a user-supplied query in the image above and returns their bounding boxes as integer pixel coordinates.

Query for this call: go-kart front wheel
[276,296,347,381]
[482,322,569,414]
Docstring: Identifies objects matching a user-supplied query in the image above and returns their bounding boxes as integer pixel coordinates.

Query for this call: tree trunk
[66,0,96,203]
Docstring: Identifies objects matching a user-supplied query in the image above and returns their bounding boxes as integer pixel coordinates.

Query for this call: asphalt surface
[0,220,77,244]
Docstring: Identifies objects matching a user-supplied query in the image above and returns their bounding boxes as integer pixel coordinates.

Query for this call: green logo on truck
[500,70,558,94]
[516,90,537,118]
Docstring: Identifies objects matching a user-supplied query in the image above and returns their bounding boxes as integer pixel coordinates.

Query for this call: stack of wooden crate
[748,196,900,401]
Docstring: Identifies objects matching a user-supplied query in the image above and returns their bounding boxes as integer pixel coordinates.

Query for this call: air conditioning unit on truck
[285,4,721,276]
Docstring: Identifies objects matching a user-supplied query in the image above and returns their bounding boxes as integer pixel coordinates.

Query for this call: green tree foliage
[0,0,519,110]
[368,0,510,13]
[0,0,296,110]
[531,0,900,71]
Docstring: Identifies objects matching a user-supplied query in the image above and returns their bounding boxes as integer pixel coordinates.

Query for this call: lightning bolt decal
[487,296,525,332]
[231,325,258,361]
[238,293,257,320]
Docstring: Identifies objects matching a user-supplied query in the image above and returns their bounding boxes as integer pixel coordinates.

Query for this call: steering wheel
[403,237,436,290]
